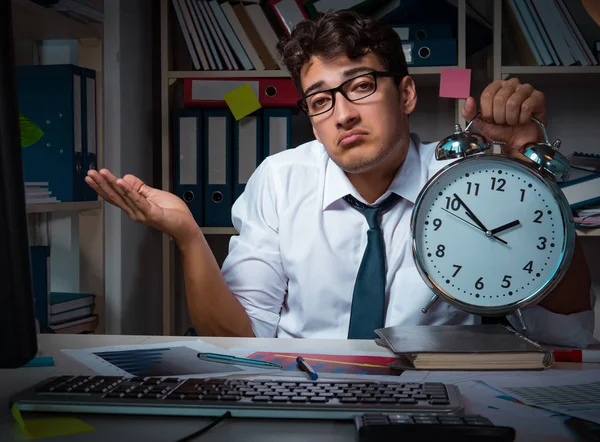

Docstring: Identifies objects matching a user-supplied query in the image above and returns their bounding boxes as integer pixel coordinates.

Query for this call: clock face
[412,155,575,314]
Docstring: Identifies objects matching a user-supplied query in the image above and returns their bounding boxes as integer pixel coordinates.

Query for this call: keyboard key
[429,399,450,405]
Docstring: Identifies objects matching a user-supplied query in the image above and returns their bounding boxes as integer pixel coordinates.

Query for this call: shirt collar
[322,135,424,211]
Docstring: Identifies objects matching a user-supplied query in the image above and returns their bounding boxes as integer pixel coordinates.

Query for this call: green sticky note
[12,403,94,439]
[224,83,262,120]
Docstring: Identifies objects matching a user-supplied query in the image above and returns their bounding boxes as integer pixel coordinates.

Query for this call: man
[86,11,594,346]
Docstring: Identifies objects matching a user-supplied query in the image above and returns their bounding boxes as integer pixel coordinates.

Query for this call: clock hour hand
[490,220,521,235]
[441,208,508,245]
[452,193,489,232]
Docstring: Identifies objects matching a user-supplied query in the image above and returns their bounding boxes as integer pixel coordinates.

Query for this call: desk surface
[1,334,595,442]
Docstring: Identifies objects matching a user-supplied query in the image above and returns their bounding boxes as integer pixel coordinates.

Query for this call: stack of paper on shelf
[560,153,600,229]
[25,182,59,204]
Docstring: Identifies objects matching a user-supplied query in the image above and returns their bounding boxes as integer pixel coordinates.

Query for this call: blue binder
[403,38,457,66]
[30,246,51,333]
[203,109,233,227]
[262,108,292,161]
[16,64,86,202]
[174,109,204,227]
[81,67,98,201]
[233,111,262,201]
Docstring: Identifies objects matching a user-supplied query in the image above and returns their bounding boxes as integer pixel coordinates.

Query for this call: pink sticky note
[439,68,471,99]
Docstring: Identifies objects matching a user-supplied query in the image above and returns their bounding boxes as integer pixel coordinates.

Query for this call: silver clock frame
[410,153,576,325]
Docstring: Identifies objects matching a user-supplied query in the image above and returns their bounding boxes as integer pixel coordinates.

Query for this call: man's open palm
[86,169,199,244]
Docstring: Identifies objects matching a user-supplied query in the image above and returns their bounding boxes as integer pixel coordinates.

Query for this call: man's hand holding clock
[455,78,591,315]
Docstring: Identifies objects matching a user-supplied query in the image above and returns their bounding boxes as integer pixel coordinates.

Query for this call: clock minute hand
[490,220,521,235]
[452,193,488,232]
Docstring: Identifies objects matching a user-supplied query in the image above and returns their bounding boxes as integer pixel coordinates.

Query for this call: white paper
[483,369,600,424]
[62,340,280,379]
[461,381,576,442]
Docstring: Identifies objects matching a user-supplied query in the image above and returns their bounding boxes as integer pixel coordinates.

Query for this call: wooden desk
[0,334,594,442]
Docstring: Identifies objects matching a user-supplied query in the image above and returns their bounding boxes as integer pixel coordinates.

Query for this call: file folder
[82,67,98,201]
[233,112,262,201]
[262,108,292,160]
[204,109,233,227]
[16,64,86,202]
[184,77,300,108]
[403,38,457,66]
[174,109,204,227]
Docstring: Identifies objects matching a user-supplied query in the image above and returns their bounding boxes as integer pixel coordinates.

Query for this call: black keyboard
[11,375,463,419]
[355,413,516,441]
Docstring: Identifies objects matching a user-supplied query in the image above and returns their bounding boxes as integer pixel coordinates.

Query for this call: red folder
[183,77,301,108]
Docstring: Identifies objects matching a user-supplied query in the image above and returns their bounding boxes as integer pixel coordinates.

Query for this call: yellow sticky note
[224,83,262,120]
[12,403,94,439]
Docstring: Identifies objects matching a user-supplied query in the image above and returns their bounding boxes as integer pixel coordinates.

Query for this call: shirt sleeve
[507,285,597,348]
[221,159,287,338]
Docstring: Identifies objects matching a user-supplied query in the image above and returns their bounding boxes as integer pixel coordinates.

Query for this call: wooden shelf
[11,0,102,40]
[169,66,455,81]
[502,66,600,75]
[200,227,238,235]
[169,70,291,79]
[577,228,600,237]
[501,66,600,85]
[26,200,102,214]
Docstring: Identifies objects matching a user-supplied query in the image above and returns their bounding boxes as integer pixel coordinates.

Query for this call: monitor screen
[0,0,39,368]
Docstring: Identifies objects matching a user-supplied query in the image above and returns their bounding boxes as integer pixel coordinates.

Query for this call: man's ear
[399,76,417,115]
[313,125,322,144]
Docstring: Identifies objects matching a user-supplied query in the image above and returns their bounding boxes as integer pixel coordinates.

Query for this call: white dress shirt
[221,134,596,347]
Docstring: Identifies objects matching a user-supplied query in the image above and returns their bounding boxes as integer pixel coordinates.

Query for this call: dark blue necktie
[344,193,401,339]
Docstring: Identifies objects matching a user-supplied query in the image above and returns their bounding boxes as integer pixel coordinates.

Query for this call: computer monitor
[0,0,39,368]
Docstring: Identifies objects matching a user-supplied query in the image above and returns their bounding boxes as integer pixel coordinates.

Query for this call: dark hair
[276,10,409,94]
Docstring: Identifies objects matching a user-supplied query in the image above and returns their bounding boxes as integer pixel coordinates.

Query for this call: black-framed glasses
[297,71,403,117]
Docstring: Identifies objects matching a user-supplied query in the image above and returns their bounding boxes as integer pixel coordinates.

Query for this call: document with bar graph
[62,341,278,379]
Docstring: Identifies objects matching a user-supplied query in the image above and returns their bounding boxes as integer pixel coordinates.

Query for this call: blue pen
[296,356,318,380]
[197,353,283,369]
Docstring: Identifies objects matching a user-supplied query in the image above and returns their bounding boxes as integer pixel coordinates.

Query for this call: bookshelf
[11,0,105,334]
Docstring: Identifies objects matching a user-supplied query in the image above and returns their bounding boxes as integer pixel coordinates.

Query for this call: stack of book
[47,292,98,334]
[560,152,600,229]
[504,0,598,67]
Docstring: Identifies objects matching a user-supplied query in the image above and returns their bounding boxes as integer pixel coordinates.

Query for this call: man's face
[300,52,416,174]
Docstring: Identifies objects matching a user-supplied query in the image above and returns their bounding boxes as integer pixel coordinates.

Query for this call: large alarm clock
[411,114,575,331]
